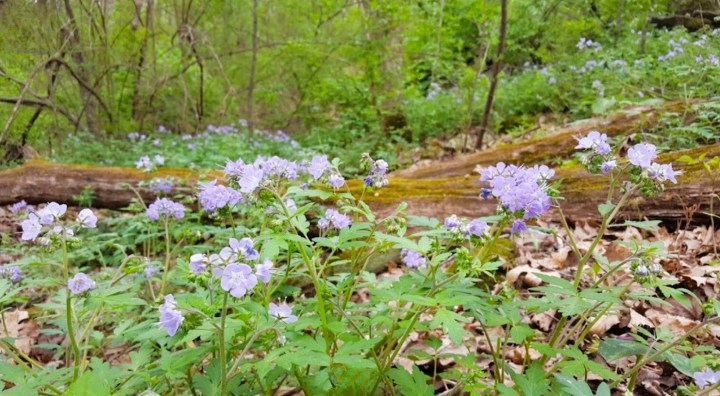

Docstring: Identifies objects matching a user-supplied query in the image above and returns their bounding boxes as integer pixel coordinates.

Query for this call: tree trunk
[62,0,101,133]
[476,0,508,150]
[246,0,259,134]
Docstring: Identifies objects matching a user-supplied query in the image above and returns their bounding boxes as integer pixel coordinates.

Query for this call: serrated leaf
[387,366,434,396]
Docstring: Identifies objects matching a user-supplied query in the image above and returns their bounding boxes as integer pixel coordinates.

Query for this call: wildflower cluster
[68,272,97,294]
[0,265,21,283]
[318,208,352,230]
[20,203,97,243]
[577,37,602,51]
[400,249,427,268]
[575,131,681,191]
[477,162,554,233]
[361,153,389,188]
[158,294,184,336]
[443,215,488,238]
[148,178,174,194]
[135,154,165,172]
[146,198,185,221]
[9,200,31,214]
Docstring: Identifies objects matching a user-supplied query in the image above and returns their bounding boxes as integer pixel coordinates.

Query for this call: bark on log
[395,101,693,179]
[0,143,718,225]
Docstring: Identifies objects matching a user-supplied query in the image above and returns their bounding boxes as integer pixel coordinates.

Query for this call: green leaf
[621,220,661,232]
[508,362,550,396]
[430,309,470,344]
[63,370,111,396]
[598,339,649,361]
[387,366,434,396]
[553,374,594,396]
[598,203,615,217]
[510,324,535,344]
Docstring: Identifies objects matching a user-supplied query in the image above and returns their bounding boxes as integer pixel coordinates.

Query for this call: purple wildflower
[144,265,158,279]
[146,198,185,221]
[328,174,345,189]
[198,180,242,212]
[9,200,27,214]
[318,218,330,229]
[37,202,67,225]
[150,178,174,194]
[693,369,720,388]
[285,199,297,215]
[401,249,427,268]
[158,294,184,336]
[20,214,42,241]
[320,208,352,230]
[444,215,462,229]
[648,163,681,184]
[478,163,553,220]
[575,131,611,155]
[135,156,153,172]
[256,259,273,284]
[511,220,528,234]
[307,155,331,180]
[229,237,259,260]
[77,209,97,229]
[224,158,246,179]
[601,160,617,175]
[220,263,258,298]
[628,143,657,168]
[68,273,97,295]
[238,164,264,194]
[467,219,487,237]
[189,254,208,274]
[0,266,21,283]
[269,302,297,324]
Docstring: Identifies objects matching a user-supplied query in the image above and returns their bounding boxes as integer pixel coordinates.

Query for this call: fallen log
[0,144,717,225]
[394,101,694,179]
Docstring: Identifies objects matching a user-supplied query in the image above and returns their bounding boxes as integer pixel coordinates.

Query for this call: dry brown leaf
[506,265,561,287]
[589,313,621,336]
[645,309,699,336]
[531,310,556,332]
[0,309,36,355]
[629,309,655,329]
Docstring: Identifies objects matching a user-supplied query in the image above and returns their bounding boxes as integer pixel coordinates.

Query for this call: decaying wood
[395,102,693,179]
[0,160,221,209]
[0,142,718,225]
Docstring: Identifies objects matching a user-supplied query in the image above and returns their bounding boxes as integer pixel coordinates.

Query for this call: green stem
[609,316,720,388]
[159,218,172,296]
[62,238,81,382]
[219,293,229,395]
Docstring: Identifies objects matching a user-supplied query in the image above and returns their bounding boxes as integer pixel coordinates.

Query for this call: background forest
[2,0,720,171]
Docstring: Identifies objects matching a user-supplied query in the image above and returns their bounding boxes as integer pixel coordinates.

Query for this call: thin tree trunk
[615,0,626,44]
[246,0,259,134]
[131,0,154,125]
[640,0,656,54]
[62,0,101,133]
[476,0,508,150]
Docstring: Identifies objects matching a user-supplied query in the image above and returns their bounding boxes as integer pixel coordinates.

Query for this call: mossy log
[394,101,693,179]
[0,143,718,225]
[353,143,720,225]
[0,159,222,209]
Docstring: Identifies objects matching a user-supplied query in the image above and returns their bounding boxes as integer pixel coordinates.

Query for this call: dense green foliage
[2,0,720,167]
